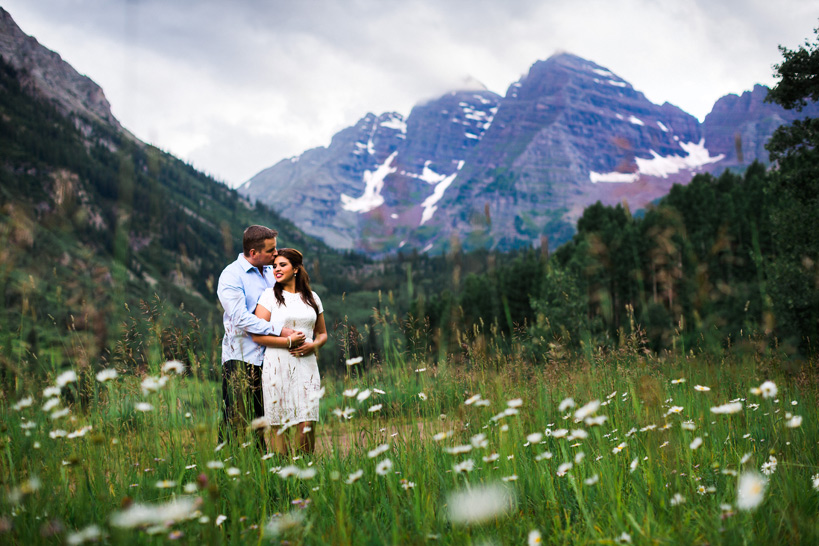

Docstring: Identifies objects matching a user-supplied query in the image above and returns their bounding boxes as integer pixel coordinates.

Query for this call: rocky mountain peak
[0,7,122,132]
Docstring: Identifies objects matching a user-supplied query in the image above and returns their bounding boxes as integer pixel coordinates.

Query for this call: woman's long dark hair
[273,248,320,315]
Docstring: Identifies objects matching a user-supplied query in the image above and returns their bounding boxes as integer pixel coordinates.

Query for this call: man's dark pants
[219,359,265,449]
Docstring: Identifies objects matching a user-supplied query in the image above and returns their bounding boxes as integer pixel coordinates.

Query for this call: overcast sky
[3,0,816,187]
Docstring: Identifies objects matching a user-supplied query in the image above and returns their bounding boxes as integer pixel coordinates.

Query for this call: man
[217,225,305,444]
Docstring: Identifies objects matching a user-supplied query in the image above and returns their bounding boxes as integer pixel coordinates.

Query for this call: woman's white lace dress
[257,289,323,425]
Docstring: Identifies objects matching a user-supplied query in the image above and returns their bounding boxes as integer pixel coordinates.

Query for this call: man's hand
[281,327,306,346]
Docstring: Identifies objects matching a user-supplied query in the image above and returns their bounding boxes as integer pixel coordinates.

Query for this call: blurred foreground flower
[345,356,363,366]
[95,369,118,382]
[528,529,542,545]
[375,459,393,475]
[737,472,767,510]
[13,396,33,411]
[750,381,777,399]
[110,497,199,528]
[265,511,304,537]
[711,401,743,414]
[56,370,78,388]
[447,483,514,525]
[67,524,102,545]
[162,360,185,374]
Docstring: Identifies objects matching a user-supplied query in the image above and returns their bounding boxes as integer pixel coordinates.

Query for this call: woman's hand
[290,339,316,357]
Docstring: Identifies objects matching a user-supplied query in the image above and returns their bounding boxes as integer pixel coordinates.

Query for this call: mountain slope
[241,53,817,257]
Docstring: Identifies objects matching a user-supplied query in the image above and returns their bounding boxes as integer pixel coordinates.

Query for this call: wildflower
[464,394,482,405]
[483,453,500,462]
[568,429,589,441]
[444,445,473,455]
[574,400,601,421]
[342,388,359,398]
[607,390,617,399]
[418,392,428,401]
[574,451,585,464]
[345,469,364,484]
[585,415,608,426]
[612,442,627,454]
[43,398,60,412]
[206,461,224,469]
[368,404,382,413]
[785,415,802,428]
[526,432,543,444]
[558,397,575,412]
[711,401,743,414]
[528,529,542,545]
[135,402,154,412]
[226,467,241,477]
[681,420,696,431]
[20,421,36,430]
[761,455,777,476]
[552,429,568,439]
[447,483,514,524]
[507,398,523,408]
[215,515,227,526]
[43,386,61,399]
[694,385,711,392]
[535,451,553,461]
[308,386,326,402]
[56,370,78,388]
[66,524,102,545]
[453,459,475,473]
[375,459,393,475]
[670,493,686,506]
[345,356,363,366]
[433,431,452,442]
[13,396,34,411]
[630,458,639,473]
[470,433,488,449]
[750,381,777,399]
[556,462,573,476]
[737,471,767,510]
[95,369,118,382]
[616,532,632,544]
[671,378,686,384]
[49,429,68,439]
[265,511,305,537]
[367,444,390,458]
[110,497,198,528]
[67,425,92,438]
[50,408,70,420]
[690,437,703,450]
[162,360,185,374]
[184,483,198,493]
[811,474,819,491]
[356,389,372,402]
[401,479,416,490]
[584,474,599,485]
[214,442,226,452]
[155,480,176,489]
[415,367,426,373]
[664,406,684,417]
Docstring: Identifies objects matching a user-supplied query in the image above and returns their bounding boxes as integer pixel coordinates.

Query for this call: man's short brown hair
[242,225,278,255]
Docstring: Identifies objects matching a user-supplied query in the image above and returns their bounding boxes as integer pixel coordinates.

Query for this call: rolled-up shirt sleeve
[218,277,283,336]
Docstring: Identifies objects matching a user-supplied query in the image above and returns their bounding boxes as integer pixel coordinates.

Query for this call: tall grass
[1,320,818,544]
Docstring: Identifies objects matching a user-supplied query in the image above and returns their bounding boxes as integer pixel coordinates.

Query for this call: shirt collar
[238,253,272,274]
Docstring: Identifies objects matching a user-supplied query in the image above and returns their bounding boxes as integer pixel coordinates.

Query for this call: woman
[252,248,327,454]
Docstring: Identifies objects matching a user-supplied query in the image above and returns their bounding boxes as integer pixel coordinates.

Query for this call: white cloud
[2,0,815,187]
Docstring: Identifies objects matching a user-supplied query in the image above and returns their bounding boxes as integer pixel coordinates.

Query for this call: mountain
[241,53,818,256]
[0,8,359,371]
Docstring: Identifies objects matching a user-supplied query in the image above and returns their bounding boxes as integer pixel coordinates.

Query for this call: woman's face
[273,256,297,284]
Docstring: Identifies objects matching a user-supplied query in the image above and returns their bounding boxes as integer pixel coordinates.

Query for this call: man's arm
[217,277,284,336]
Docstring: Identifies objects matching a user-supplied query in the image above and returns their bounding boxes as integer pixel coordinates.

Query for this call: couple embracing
[216,225,327,454]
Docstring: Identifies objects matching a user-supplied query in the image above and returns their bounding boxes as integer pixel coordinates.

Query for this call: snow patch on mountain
[657,121,669,132]
[590,140,725,183]
[420,160,465,225]
[340,151,398,213]
[628,115,645,126]
[380,115,407,133]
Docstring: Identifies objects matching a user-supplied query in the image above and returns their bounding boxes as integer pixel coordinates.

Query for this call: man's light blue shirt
[217,254,284,366]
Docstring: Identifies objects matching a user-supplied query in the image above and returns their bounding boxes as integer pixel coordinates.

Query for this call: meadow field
[2,322,818,546]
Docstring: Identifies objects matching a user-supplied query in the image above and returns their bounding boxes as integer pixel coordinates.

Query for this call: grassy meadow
[2,319,818,546]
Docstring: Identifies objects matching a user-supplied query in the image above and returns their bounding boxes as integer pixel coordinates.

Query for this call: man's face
[248,238,277,267]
